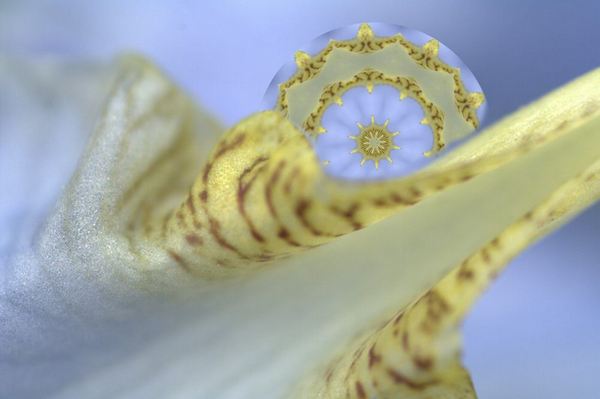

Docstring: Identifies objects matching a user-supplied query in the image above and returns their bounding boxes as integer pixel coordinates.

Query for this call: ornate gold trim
[304,68,445,154]
[276,23,483,130]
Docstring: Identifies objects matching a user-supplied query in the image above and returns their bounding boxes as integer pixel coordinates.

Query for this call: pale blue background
[1,1,599,398]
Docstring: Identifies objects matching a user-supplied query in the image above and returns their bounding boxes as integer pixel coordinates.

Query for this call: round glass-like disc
[263,22,486,181]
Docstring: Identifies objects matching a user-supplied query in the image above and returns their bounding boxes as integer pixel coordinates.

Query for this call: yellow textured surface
[102,56,600,397]
[6,53,598,398]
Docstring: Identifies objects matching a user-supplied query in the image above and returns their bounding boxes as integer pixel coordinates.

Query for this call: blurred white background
[1,1,599,397]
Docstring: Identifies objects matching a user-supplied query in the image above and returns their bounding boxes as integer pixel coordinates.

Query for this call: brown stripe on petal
[277,227,302,247]
[425,291,451,322]
[186,193,196,214]
[160,212,170,238]
[238,156,269,243]
[283,166,300,195]
[490,237,501,248]
[386,368,437,390]
[372,198,388,207]
[409,187,422,198]
[481,247,491,264]
[368,345,382,369]
[413,355,434,371]
[200,190,208,203]
[213,133,246,159]
[202,162,213,183]
[457,265,474,281]
[460,173,473,182]
[175,209,188,229]
[390,192,415,205]
[324,367,334,383]
[167,249,192,273]
[402,331,410,350]
[355,381,367,399]
[330,203,363,231]
[185,233,203,246]
[265,160,287,219]
[295,199,333,237]
[209,217,248,258]
[393,311,404,325]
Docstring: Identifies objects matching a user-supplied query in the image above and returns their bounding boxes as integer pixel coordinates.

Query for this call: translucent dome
[264,23,486,180]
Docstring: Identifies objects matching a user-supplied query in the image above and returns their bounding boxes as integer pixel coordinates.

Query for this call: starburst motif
[349,116,400,168]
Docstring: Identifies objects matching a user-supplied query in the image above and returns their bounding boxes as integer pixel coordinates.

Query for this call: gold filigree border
[276,23,483,130]
[304,68,445,155]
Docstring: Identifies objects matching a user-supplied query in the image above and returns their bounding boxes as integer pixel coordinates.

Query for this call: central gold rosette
[350,116,400,168]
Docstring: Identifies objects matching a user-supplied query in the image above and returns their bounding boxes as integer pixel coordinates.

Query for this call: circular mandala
[264,23,486,180]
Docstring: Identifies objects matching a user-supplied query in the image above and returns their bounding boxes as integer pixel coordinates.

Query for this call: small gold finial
[357,23,374,41]
[469,92,485,109]
[294,51,311,68]
[423,39,440,56]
